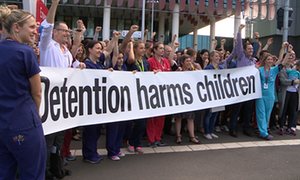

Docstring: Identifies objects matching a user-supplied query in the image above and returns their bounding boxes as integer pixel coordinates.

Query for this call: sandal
[176,135,182,144]
[189,137,200,144]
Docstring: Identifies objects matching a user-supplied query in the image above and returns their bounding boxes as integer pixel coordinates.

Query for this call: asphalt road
[63,127,300,180]
[64,145,300,180]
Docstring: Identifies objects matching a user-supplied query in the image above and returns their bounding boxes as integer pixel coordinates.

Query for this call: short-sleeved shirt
[0,40,41,132]
[259,65,281,99]
[84,58,105,70]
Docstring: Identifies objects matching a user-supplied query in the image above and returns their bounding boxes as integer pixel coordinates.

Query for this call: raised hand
[130,25,139,32]
[95,26,102,32]
[239,24,245,31]
[266,38,273,45]
[221,39,226,45]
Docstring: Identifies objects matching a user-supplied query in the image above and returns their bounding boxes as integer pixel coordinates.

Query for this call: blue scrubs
[256,65,281,137]
[82,58,105,162]
[0,40,46,179]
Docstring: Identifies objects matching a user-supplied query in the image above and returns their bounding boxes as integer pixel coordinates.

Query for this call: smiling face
[210,51,221,64]
[53,22,70,45]
[134,42,145,57]
[88,42,103,60]
[17,16,37,44]
[245,44,254,58]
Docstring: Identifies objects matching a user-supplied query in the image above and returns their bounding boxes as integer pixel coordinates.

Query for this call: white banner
[40,66,261,135]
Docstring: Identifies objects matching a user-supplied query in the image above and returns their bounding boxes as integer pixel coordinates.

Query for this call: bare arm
[278,42,288,61]
[103,31,120,58]
[46,0,59,24]
[127,41,135,64]
[169,34,180,66]
[29,74,42,112]
[143,29,149,43]
[120,25,139,53]
[93,26,102,41]
[112,39,119,68]
[262,37,273,51]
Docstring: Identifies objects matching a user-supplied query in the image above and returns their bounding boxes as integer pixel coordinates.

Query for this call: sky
[194,15,246,38]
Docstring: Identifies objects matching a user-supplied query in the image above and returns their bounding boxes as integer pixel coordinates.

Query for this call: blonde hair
[0,5,33,34]
[260,53,272,67]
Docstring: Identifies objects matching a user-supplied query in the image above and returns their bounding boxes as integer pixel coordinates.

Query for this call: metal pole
[151,0,154,37]
[141,0,146,40]
[283,0,290,42]
[250,0,253,39]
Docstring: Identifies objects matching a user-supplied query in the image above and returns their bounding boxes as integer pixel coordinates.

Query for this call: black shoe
[148,142,157,148]
[155,141,167,147]
[243,129,252,137]
[229,130,238,138]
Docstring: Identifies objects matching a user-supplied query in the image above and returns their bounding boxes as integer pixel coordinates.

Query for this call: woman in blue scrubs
[0,6,46,179]
[256,53,287,140]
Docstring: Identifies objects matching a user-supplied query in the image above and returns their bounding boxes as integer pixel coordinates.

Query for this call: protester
[255,53,287,140]
[174,55,200,144]
[39,0,83,178]
[126,40,150,154]
[203,50,224,139]
[228,24,256,138]
[146,42,172,147]
[278,44,299,136]
[0,5,46,179]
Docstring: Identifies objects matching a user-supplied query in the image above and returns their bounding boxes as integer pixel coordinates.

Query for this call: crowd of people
[0,1,299,179]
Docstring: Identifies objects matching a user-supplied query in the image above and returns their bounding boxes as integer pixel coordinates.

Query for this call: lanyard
[136,59,144,72]
[264,68,270,84]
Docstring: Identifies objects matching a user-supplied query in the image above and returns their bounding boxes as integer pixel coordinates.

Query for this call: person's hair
[84,40,101,57]
[209,50,219,59]
[53,21,67,30]
[179,54,190,67]
[133,40,144,50]
[243,42,252,50]
[152,42,163,53]
[76,43,86,62]
[196,49,209,68]
[259,50,269,59]
[260,53,272,67]
[186,47,196,57]
[0,5,33,34]
[145,41,153,49]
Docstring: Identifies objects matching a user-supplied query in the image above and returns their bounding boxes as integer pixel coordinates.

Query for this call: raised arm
[120,25,139,53]
[169,34,180,66]
[232,24,245,59]
[278,42,288,61]
[39,0,59,50]
[127,41,135,64]
[46,0,59,24]
[112,38,119,68]
[103,31,120,58]
[262,37,273,51]
[93,26,102,41]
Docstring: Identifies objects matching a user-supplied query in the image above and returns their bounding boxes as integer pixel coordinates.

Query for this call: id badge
[263,83,268,89]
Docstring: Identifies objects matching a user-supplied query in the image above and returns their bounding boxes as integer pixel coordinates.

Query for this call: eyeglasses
[55,28,71,33]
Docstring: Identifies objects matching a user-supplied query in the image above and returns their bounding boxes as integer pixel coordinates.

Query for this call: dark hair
[179,54,191,67]
[186,47,196,57]
[243,42,252,50]
[196,49,209,68]
[54,21,67,30]
[84,40,102,57]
